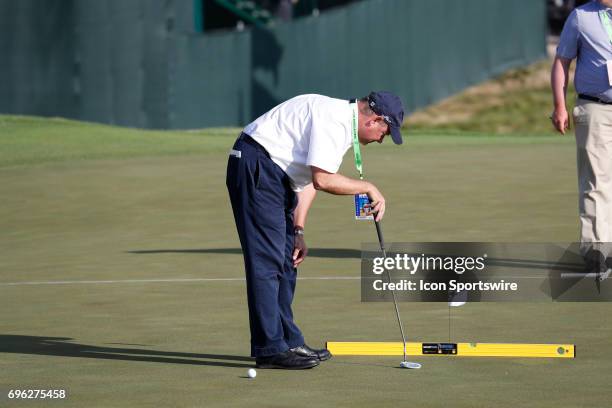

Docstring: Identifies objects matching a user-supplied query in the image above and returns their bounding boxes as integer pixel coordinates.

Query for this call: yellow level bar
[326,342,575,358]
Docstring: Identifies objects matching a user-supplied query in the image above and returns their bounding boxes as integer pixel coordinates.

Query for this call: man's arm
[551,56,573,135]
[294,183,317,230]
[289,167,386,267]
[311,166,385,221]
[292,183,317,267]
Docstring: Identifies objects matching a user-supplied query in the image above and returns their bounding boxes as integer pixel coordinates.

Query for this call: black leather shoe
[255,350,319,369]
[290,344,332,361]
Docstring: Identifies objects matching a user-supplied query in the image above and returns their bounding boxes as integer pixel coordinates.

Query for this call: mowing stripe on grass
[0,276,361,286]
[0,275,547,287]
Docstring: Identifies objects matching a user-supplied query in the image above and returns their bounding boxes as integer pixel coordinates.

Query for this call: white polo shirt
[244,94,353,192]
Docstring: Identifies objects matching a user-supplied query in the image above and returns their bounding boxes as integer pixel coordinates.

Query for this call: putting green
[1,117,610,407]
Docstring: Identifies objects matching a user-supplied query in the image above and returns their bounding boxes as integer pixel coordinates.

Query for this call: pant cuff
[252,341,289,357]
[286,334,305,350]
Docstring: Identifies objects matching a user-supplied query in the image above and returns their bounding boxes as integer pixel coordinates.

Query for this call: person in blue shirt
[551,0,612,272]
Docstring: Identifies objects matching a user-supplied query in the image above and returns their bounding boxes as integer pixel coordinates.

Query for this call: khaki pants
[573,98,612,256]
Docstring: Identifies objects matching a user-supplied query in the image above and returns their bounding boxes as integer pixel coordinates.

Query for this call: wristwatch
[294,227,304,236]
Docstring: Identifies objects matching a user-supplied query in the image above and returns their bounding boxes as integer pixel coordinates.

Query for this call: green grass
[0,115,240,168]
[438,86,556,133]
[408,59,577,134]
[0,114,571,169]
[1,114,608,408]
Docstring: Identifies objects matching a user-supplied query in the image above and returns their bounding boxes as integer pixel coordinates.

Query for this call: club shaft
[374,220,407,361]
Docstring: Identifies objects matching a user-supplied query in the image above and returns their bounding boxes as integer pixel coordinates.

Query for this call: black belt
[239,133,270,158]
[578,94,612,105]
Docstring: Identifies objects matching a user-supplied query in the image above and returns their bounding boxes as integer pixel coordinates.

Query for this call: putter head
[399,361,421,369]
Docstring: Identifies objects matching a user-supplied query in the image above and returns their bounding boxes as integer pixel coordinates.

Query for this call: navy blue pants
[226,133,305,357]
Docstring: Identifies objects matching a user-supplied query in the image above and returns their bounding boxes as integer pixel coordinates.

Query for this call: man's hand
[552,107,570,135]
[293,234,308,267]
[367,184,386,221]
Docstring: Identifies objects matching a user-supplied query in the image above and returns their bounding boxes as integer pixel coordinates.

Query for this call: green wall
[0,1,77,118]
[0,0,546,129]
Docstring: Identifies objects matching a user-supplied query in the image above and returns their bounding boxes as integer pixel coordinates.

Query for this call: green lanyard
[599,9,612,44]
[350,102,364,180]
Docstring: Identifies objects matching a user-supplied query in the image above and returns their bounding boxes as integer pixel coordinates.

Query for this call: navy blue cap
[367,91,405,145]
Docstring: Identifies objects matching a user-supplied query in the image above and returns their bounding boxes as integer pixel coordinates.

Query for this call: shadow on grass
[127,248,361,259]
[0,335,254,368]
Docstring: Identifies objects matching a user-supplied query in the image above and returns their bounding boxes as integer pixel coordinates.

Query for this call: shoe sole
[255,361,319,369]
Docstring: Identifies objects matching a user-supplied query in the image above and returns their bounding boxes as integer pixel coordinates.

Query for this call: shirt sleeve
[556,10,579,59]
[306,121,348,174]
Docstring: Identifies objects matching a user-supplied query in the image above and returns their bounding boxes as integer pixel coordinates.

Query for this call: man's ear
[364,118,376,127]
[366,116,383,127]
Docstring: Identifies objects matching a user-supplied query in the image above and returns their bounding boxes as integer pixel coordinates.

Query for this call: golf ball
[247,368,257,378]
